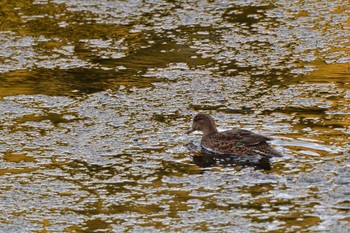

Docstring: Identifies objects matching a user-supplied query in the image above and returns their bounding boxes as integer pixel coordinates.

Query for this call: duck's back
[201,128,280,157]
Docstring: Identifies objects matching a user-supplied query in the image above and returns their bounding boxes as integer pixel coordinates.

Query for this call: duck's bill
[185,128,195,134]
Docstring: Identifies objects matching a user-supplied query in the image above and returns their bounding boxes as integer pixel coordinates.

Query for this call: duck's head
[186,113,218,135]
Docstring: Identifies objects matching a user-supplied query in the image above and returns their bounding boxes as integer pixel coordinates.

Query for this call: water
[0,0,349,232]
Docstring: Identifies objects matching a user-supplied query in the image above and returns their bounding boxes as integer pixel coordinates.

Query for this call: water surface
[0,0,349,232]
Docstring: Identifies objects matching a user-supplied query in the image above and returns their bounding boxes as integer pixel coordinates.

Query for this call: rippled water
[0,0,349,232]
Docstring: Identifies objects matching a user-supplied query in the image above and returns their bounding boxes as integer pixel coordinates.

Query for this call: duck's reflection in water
[192,153,272,170]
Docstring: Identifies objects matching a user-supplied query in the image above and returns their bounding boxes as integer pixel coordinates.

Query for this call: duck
[186,113,281,158]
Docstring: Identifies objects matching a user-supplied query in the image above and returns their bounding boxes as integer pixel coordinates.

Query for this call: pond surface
[0,0,350,232]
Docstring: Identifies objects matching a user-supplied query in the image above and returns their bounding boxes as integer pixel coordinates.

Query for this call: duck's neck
[202,124,218,136]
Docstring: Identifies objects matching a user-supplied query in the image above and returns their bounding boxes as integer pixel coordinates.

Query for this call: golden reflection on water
[0,0,350,232]
[308,63,350,83]
[3,152,36,163]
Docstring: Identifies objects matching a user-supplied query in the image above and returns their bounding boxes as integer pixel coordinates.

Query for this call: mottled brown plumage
[186,113,281,158]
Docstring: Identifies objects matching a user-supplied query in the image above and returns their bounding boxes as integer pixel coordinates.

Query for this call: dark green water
[0,0,349,232]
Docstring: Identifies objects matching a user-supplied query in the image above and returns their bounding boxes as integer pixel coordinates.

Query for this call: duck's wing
[202,129,281,157]
[217,129,271,145]
[226,129,272,145]
[202,129,271,153]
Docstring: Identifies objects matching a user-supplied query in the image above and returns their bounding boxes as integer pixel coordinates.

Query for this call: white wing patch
[201,145,226,155]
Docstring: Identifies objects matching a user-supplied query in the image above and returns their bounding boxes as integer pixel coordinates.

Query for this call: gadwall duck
[186,113,281,158]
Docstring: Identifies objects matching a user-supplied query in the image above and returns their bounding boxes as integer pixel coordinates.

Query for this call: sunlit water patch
[0,0,350,232]
[0,0,349,95]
